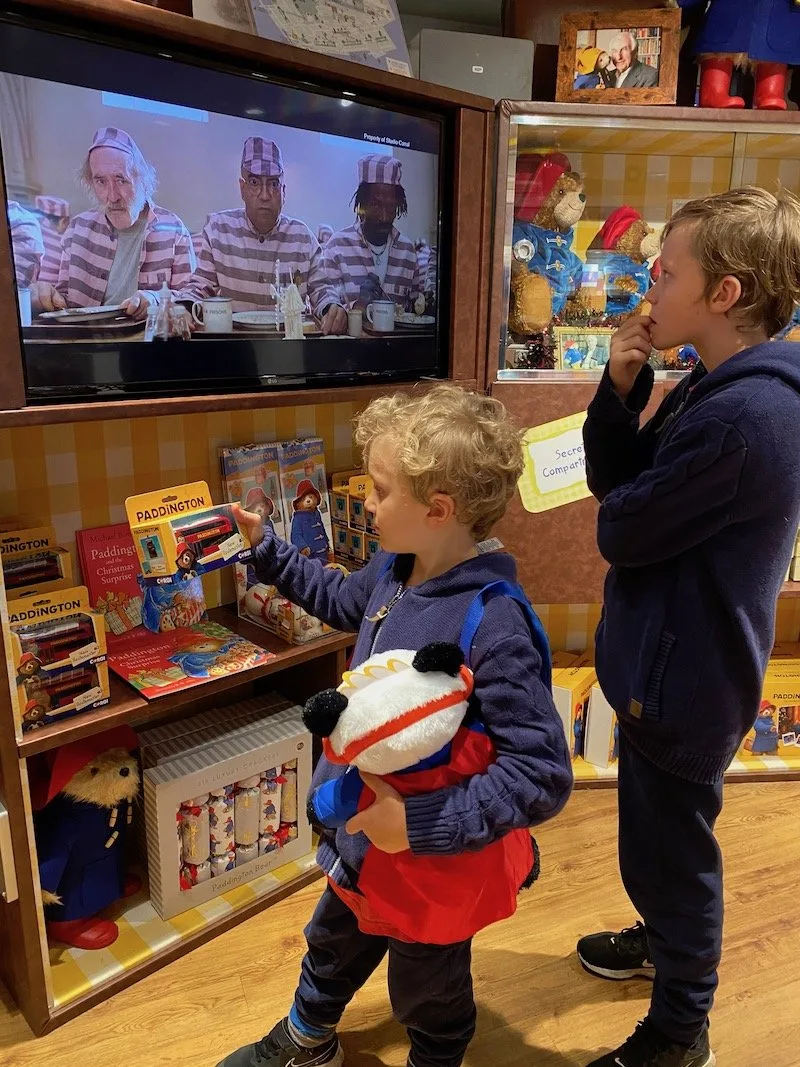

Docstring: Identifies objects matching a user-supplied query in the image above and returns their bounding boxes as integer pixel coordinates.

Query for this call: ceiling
[395,0,503,29]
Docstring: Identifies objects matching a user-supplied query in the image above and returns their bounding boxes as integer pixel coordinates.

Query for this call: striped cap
[357,154,401,185]
[35,195,69,218]
[241,137,283,177]
[90,126,138,155]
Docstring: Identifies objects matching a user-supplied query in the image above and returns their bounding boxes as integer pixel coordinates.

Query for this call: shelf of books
[47,847,323,1021]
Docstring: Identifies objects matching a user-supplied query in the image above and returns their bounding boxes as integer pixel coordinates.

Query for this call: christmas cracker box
[8,586,109,733]
[126,481,253,585]
[143,706,311,919]
[584,684,618,769]
[1,526,73,600]
[551,664,597,761]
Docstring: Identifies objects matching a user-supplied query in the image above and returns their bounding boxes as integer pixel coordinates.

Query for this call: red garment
[329,726,535,945]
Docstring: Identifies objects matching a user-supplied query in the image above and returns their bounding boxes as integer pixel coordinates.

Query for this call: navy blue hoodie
[252,538,572,888]
[583,342,800,784]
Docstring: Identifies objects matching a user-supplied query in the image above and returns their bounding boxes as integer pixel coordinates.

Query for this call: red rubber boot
[754,62,788,110]
[46,917,120,949]
[698,57,745,108]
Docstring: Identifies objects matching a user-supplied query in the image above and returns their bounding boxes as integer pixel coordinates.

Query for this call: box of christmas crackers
[142,703,311,919]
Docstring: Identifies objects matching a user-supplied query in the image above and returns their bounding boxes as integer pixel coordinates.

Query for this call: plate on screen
[38,304,126,324]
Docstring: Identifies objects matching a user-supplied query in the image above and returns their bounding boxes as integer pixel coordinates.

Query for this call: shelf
[18,607,355,757]
[0,379,477,429]
[573,747,800,789]
[781,582,800,599]
[46,848,323,1023]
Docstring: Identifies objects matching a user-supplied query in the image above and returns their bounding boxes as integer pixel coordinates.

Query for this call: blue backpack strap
[459,580,552,690]
[376,552,396,580]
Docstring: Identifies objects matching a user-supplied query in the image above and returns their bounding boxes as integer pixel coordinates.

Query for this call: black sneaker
[577,921,655,980]
[215,1018,344,1067]
[585,1019,715,1066]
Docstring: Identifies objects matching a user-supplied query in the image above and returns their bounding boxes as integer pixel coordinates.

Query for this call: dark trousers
[294,885,476,1067]
[618,734,724,1045]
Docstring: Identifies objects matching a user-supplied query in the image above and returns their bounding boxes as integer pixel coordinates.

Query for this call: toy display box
[584,684,618,770]
[740,663,800,758]
[219,443,288,542]
[1,526,73,599]
[278,439,333,562]
[142,704,311,919]
[236,571,337,645]
[7,586,109,733]
[330,469,378,571]
[126,481,253,585]
[551,663,597,761]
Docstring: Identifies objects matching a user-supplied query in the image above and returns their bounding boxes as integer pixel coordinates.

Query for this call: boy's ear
[709,274,742,316]
[426,491,457,525]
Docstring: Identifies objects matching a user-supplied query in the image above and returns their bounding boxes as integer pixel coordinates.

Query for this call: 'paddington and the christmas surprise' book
[107,619,274,700]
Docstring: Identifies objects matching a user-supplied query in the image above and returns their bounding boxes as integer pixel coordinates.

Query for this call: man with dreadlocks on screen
[319,154,426,328]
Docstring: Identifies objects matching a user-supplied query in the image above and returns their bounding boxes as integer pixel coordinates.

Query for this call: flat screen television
[0,7,447,402]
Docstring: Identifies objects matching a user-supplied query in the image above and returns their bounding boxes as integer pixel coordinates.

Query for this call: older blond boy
[218,384,573,1067]
[578,187,800,1067]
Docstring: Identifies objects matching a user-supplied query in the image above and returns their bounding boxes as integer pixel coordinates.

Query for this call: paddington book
[75,523,145,643]
[107,619,275,700]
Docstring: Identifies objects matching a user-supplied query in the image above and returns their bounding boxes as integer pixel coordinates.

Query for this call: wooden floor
[2,782,799,1066]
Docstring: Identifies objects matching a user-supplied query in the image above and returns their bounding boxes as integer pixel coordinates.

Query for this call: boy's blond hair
[663,186,800,338]
[354,384,523,541]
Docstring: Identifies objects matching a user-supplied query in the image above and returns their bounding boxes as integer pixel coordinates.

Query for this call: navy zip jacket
[252,538,572,889]
[583,342,800,784]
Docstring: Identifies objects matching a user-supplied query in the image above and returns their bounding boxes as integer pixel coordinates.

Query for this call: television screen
[0,12,445,402]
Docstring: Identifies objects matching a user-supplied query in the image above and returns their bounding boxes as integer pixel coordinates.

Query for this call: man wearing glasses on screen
[30,127,195,320]
[178,137,341,328]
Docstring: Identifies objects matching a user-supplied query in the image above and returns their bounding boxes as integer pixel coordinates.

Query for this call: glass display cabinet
[490,101,800,383]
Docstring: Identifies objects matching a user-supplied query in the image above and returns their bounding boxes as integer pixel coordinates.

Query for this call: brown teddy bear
[34,726,140,949]
[509,152,587,336]
[587,206,661,319]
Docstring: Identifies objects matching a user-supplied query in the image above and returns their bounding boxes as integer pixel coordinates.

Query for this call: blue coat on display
[512,221,583,316]
[36,795,130,922]
[596,252,652,317]
[291,509,329,562]
[678,0,800,64]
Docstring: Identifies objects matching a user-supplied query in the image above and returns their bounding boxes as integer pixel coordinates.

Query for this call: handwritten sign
[518,412,591,514]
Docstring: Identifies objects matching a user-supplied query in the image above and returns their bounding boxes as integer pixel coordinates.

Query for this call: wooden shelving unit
[19,608,355,757]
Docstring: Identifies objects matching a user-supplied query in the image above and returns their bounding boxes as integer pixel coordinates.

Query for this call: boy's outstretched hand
[232,503,265,548]
[346,773,410,854]
[609,314,653,401]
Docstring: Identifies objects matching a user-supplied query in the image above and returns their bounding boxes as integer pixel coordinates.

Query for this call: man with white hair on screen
[321,154,426,315]
[31,127,194,320]
[180,136,341,330]
[608,31,658,88]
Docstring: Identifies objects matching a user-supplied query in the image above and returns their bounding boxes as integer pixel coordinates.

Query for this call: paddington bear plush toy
[33,726,140,949]
[303,641,539,946]
[588,207,661,318]
[678,0,800,110]
[509,152,587,336]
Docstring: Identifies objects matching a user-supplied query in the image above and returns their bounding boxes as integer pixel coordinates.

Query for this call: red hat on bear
[759,699,775,714]
[175,541,193,558]
[514,153,571,222]
[33,726,139,810]
[244,487,273,512]
[594,206,643,251]
[293,478,321,510]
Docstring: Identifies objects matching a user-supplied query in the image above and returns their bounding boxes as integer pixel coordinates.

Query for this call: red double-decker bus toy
[4,551,64,590]
[172,511,236,559]
[40,665,99,711]
[18,614,96,669]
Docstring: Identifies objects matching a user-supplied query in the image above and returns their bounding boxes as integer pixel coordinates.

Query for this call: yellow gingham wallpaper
[0,402,363,611]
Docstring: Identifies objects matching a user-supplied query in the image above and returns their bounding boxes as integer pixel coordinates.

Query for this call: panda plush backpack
[303,574,550,945]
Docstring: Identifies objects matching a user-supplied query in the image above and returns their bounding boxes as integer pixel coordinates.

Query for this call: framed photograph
[556,9,681,105]
[553,327,613,371]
